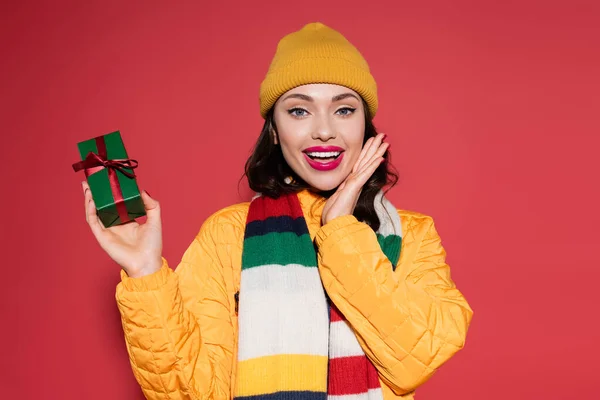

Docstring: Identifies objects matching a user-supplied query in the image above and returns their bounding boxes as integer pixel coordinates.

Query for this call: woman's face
[273,83,366,191]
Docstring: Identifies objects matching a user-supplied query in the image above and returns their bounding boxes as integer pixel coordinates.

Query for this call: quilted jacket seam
[412,218,462,347]
[211,221,243,322]
[118,297,147,395]
[148,289,201,399]
[202,217,242,399]
[388,218,458,373]
[401,317,454,391]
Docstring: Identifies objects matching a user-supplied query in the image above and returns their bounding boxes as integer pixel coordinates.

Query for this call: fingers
[343,134,389,193]
[358,140,388,174]
[346,142,388,189]
[350,158,384,193]
[361,133,385,168]
[356,154,385,182]
[353,136,375,173]
[141,190,162,228]
[325,134,388,225]
[370,140,389,165]
[82,181,105,235]
[356,133,386,173]
[359,136,388,172]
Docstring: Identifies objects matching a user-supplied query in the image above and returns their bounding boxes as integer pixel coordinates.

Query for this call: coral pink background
[2,1,598,398]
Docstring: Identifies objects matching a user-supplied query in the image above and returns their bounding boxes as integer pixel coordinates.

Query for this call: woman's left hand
[321,133,390,226]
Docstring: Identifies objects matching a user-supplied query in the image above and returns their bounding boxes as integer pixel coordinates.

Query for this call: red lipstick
[303,146,345,153]
[302,146,345,171]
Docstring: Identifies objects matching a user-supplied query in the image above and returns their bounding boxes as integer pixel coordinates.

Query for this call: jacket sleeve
[115,213,237,400]
[315,213,473,395]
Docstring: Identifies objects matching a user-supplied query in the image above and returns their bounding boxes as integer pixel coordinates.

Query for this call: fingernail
[144,190,151,197]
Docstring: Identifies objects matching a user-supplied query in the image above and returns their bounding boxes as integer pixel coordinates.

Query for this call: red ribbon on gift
[72,136,139,224]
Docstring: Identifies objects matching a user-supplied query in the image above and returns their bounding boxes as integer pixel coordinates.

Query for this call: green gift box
[72,130,146,227]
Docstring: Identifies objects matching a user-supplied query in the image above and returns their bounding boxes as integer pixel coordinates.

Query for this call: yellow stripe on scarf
[235,354,328,396]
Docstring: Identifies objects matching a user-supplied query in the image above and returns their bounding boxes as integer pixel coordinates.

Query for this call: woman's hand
[321,133,389,226]
[82,181,163,278]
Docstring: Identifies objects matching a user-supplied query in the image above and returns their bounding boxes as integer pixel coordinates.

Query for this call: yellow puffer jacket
[116,189,473,399]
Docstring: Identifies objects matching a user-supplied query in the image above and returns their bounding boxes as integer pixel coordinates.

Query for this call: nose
[311,114,336,141]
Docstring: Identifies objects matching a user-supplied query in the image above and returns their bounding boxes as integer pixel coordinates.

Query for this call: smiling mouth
[302,146,345,171]
[304,150,343,163]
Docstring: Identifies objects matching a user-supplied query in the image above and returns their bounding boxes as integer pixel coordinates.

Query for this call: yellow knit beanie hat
[259,22,378,118]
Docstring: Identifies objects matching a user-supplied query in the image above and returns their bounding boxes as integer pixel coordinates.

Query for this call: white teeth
[306,151,341,158]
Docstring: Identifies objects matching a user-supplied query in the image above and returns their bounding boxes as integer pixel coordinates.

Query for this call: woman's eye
[336,107,356,116]
[288,108,309,117]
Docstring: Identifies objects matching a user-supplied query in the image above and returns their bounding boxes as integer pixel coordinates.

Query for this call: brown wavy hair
[243,99,398,231]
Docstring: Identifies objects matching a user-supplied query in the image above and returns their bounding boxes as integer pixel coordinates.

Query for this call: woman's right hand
[82,181,163,278]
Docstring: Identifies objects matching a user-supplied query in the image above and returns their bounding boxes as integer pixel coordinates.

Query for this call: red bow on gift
[72,151,138,178]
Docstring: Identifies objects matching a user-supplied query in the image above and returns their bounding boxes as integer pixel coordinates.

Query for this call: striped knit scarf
[235,190,402,400]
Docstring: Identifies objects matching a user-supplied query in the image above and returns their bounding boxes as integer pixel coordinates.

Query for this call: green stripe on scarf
[242,231,317,270]
[376,234,402,271]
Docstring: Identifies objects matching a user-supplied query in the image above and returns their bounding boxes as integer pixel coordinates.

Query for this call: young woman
[82,22,473,400]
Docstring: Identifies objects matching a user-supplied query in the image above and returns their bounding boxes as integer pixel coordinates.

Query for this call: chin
[288,157,353,192]
[302,173,346,192]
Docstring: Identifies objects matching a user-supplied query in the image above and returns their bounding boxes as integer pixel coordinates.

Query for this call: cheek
[274,118,305,152]
[277,124,311,155]
[277,135,304,169]
[345,126,366,159]
[278,134,300,156]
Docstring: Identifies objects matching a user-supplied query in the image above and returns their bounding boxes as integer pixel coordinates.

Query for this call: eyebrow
[281,92,360,102]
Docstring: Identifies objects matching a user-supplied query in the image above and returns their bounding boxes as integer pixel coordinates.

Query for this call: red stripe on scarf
[330,303,344,322]
[328,356,374,395]
[328,356,381,394]
[246,193,305,223]
[367,360,381,389]
[328,302,382,395]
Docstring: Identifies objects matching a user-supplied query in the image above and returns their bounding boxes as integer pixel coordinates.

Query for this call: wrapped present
[72,130,146,227]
